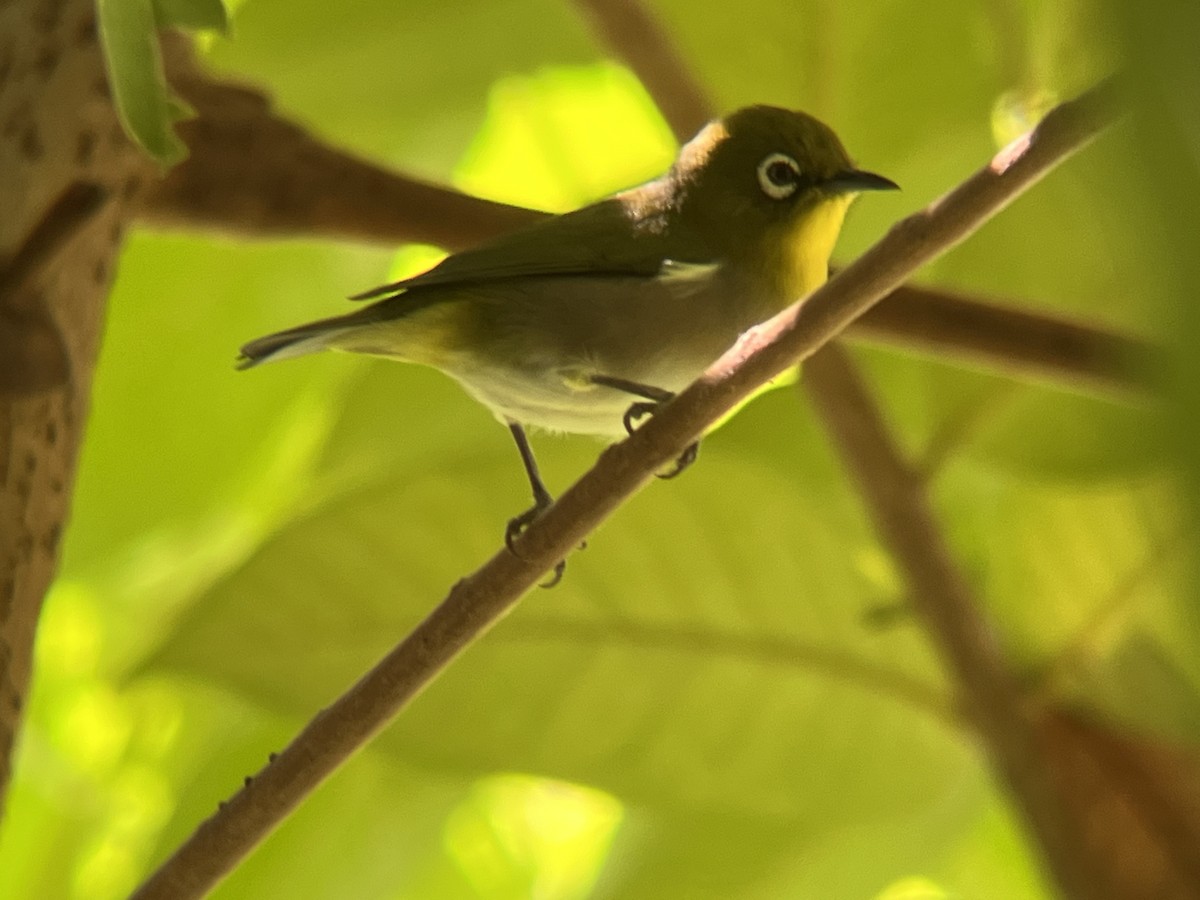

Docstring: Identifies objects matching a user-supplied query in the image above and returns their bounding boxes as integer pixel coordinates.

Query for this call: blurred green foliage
[2,0,1198,898]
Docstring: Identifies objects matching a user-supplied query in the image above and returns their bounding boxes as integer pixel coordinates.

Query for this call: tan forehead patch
[675,120,730,175]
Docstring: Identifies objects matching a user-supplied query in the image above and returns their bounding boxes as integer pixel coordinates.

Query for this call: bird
[239,105,897,582]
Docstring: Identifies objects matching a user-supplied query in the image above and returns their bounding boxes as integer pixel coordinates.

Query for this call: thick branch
[148,66,541,251]
[131,80,1119,900]
[852,282,1157,398]
[1038,709,1200,897]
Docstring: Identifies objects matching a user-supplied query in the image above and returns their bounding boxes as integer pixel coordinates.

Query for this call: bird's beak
[825,169,900,194]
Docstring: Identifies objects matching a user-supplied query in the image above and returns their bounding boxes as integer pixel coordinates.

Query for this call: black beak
[825,169,900,194]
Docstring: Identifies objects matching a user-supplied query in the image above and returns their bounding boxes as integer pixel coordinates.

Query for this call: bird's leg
[505,422,566,587]
[589,374,700,479]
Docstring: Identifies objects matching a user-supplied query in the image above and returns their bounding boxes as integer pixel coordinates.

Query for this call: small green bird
[240,106,896,577]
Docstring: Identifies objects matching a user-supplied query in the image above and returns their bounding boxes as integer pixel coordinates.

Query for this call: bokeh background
[2,0,1198,897]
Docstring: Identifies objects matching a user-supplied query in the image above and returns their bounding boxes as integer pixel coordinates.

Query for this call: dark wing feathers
[350,196,681,304]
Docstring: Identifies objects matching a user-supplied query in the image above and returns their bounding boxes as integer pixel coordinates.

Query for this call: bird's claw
[657,440,699,479]
[622,401,659,436]
[505,495,569,588]
[620,398,700,480]
[504,503,545,554]
[541,560,567,588]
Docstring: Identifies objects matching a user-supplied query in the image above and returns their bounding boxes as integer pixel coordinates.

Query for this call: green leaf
[454,62,677,211]
[59,234,392,674]
[96,0,189,164]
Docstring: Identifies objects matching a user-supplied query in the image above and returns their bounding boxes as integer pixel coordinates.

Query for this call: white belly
[447,357,695,438]
[356,269,783,437]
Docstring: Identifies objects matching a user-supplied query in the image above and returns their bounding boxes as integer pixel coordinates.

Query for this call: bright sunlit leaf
[445,775,622,900]
[455,62,678,211]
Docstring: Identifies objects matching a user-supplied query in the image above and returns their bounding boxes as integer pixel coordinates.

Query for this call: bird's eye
[756,153,802,199]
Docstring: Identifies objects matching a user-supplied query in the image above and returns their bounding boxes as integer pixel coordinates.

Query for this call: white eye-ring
[756,152,802,199]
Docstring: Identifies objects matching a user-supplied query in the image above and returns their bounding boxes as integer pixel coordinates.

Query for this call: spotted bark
[0,0,156,807]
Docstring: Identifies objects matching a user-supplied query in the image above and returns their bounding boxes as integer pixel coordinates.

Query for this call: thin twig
[914,379,1021,480]
[1033,519,1194,701]
[130,78,1120,900]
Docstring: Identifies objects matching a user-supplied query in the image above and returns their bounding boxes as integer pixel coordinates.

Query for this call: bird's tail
[239,291,445,369]
[237,314,355,369]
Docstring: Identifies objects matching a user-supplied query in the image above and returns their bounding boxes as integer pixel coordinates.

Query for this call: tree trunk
[0,0,154,809]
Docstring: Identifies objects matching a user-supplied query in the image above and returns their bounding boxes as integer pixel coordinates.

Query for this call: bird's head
[669,106,897,288]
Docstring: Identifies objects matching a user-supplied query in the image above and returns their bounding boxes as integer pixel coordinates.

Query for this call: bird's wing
[351,194,697,303]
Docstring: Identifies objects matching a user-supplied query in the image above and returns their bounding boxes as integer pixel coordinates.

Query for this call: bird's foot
[621,398,701,480]
[505,493,567,588]
[658,440,699,479]
[622,400,660,435]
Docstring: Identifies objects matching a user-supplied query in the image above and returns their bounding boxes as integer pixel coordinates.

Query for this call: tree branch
[570,0,711,138]
[138,64,1154,401]
[148,62,541,251]
[803,344,1112,900]
[852,282,1157,398]
[130,78,1119,900]
[1038,709,1200,896]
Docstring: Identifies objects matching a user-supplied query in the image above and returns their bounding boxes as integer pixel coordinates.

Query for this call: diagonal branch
[139,58,1156,400]
[130,78,1120,900]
